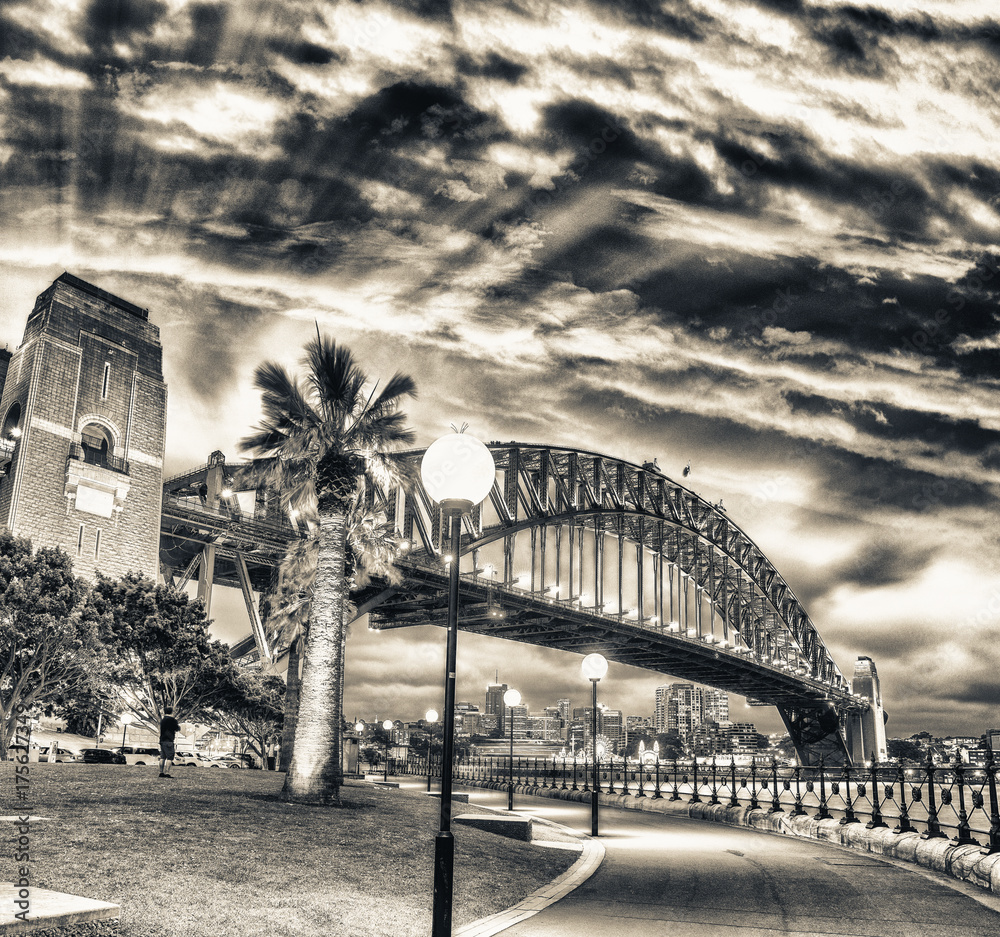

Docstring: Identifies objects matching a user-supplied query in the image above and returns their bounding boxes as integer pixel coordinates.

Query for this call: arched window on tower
[2,402,22,440]
[80,424,112,468]
[0,402,21,475]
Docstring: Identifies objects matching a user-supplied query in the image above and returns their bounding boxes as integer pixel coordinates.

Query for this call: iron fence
[388,752,1000,851]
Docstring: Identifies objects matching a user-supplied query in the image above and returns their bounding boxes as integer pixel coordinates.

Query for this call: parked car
[38,745,77,762]
[173,750,213,767]
[114,745,161,766]
[80,748,127,765]
[207,753,247,769]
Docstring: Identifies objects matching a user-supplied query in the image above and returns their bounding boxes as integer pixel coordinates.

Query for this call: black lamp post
[581,653,608,836]
[421,432,496,937]
[354,721,365,773]
[504,688,521,811]
[425,709,439,792]
[382,719,393,782]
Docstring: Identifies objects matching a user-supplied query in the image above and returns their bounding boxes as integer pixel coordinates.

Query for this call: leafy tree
[0,531,95,758]
[45,674,119,738]
[213,671,285,768]
[88,572,236,731]
[240,336,416,805]
[887,738,925,763]
[654,732,685,760]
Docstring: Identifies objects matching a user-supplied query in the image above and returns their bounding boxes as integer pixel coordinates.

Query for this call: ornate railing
[68,443,130,475]
[380,752,1000,851]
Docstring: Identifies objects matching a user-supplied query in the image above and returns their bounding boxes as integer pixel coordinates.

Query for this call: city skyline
[2,2,1000,737]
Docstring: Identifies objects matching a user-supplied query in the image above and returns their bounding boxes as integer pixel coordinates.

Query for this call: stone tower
[0,272,166,581]
[845,656,888,764]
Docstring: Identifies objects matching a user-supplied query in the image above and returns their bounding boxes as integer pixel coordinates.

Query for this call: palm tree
[240,337,416,805]
[263,498,408,773]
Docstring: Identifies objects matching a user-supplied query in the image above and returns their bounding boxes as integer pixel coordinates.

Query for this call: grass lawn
[5,764,578,937]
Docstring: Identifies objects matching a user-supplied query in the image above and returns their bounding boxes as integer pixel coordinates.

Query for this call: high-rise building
[485,683,507,732]
[557,698,571,726]
[527,714,561,740]
[703,689,729,725]
[654,685,671,733]
[666,684,703,738]
[602,709,623,752]
[478,712,499,735]
[509,704,528,739]
[0,273,166,580]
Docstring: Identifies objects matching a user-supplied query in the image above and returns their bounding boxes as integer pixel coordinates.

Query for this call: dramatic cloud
[2,0,999,737]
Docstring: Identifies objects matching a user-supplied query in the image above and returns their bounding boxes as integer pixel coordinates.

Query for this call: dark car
[80,748,127,765]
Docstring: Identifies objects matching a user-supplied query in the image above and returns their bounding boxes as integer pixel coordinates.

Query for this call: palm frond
[303,336,367,426]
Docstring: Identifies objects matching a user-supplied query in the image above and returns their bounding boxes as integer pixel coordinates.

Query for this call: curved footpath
[453,784,1000,937]
[460,777,1000,897]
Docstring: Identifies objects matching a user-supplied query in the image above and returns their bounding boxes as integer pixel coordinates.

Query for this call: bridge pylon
[843,656,887,764]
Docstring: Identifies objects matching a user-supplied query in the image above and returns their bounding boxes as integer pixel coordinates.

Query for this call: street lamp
[355,721,365,773]
[581,653,608,836]
[382,719,394,783]
[425,709,439,792]
[119,713,133,750]
[503,688,521,810]
[421,431,496,937]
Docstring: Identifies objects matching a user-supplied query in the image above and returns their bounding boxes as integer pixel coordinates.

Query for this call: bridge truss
[363,442,868,766]
[159,451,301,667]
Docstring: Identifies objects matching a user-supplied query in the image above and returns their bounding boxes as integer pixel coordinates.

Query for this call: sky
[1,0,1000,739]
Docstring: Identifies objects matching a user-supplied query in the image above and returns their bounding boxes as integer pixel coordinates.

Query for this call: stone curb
[455,778,1000,897]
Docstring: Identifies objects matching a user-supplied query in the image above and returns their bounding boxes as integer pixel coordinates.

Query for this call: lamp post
[355,721,365,774]
[382,719,394,782]
[421,431,497,937]
[119,713,133,750]
[504,688,521,810]
[425,709,439,792]
[581,653,608,836]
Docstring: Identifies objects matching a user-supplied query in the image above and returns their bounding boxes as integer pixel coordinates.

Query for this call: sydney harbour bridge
[159,442,885,768]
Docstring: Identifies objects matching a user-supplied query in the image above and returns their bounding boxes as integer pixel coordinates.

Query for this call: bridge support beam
[778,702,851,767]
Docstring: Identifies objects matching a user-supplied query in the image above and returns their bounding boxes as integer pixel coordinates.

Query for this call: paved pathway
[457,786,1000,937]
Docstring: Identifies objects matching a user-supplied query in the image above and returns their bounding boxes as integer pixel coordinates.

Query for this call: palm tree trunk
[279,633,303,773]
[281,511,348,805]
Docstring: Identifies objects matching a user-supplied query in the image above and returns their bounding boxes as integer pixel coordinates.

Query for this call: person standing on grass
[159,707,180,778]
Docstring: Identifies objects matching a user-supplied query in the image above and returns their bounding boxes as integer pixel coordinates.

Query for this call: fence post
[708,756,720,805]
[670,757,681,801]
[922,761,946,839]
[791,764,805,816]
[729,759,739,808]
[953,756,978,846]
[895,765,914,834]
[637,757,646,798]
[816,757,831,820]
[690,759,702,804]
[769,757,783,813]
[984,750,1000,855]
[561,755,568,791]
[866,753,886,829]
[840,761,859,824]
[653,759,662,799]
[749,760,760,811]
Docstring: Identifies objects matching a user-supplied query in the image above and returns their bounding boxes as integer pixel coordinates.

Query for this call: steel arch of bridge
[363,442,867,766]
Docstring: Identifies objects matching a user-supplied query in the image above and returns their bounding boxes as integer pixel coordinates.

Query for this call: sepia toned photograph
[2,1,1000,935]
